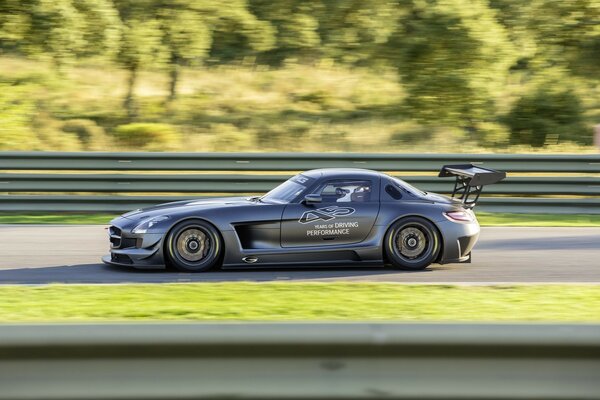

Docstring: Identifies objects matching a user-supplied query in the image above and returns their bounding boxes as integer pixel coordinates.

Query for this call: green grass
[0,212,599,226]
[0,214,114,224]
[0,283,598,322]
[475,212,600,227]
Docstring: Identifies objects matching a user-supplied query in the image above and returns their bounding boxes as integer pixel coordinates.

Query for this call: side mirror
[304,194,322,205]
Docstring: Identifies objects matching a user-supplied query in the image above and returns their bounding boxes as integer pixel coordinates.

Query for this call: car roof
[301,168,383,180]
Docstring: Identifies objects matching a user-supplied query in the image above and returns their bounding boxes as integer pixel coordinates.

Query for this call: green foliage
[0,57,596,153]
[61,119,108,151]
[490,0,599,80]
[164,2,272,98]
[111,0,276,105]
[0,83,40,150]
[0,0,30,45]
[472,122,511,148]
[115,16,165,115]
[34,112,83,151]
[74,0,122,60]
[506,79,588,147]
[208,123,256,152]
[116,18,165,74]
[22,0,86,66]
[243,1,319,62]
[159,7,211,65]
[0,0,598,150]
[210,0,276,59]
[114,122,181,150]
[248,0,400,64]
[386,0,515,124]
[527,0,600,79]
[0,0,121,67]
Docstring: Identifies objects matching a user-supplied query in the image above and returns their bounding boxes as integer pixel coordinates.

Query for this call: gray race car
[102,165,506,272]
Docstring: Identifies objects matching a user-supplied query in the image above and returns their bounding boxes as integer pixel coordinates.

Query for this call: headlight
[132,215,170,234]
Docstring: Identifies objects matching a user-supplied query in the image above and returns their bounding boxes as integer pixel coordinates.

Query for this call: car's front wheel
[165,219,223,272]
[384,217,441,270]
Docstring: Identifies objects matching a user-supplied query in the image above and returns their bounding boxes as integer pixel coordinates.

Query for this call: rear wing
[438,164,506,208]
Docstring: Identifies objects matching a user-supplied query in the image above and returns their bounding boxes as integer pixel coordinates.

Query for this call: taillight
[444,210,474,223]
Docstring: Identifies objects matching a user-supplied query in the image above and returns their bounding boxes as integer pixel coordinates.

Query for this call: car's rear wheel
[166,219,222,272]
[384,217,441,270]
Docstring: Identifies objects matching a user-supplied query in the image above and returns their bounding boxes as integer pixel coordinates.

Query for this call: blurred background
[0,0,598,153]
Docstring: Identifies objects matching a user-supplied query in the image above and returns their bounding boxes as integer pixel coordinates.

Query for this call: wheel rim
[393,224,433,262]
[175,228,211,262]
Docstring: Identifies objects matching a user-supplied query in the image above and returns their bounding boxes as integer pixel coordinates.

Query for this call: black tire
[165,219,223,272]
[384,217,441,270]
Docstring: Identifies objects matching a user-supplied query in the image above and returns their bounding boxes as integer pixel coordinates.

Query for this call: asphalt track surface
[0,225,598,284]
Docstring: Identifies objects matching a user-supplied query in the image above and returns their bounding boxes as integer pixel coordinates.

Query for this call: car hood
[119,196,253,221]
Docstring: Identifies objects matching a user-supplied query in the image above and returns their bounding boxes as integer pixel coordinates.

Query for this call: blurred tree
[381,0,515,126]
[250,0,516,129]
[527,0,599,79]
[113,0,275,108]
[318,0,401,64]
[159,0,274,101]
[114,122,180,150]
[157,4,211,102]
[246,0,323,63]
[0,0,31,49]
[112,0,166,115]
[0,83,40,150]
[74,0,122,61]
[61,119,109,151]
[488,0,536,68]
[0,0,121,69]
[0,0,597,151]
[489,0,597,146]
[116,18,166,116]
[246,0,398,64]
[4,0,84,68]
[506,76,588,147]
[490,0,599,79]
[208,1,275,64]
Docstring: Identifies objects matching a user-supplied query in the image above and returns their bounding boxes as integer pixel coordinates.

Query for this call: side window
[385,184,402,200]
[317,180,372,203]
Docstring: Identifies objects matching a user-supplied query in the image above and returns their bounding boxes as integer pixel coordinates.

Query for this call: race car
[102,165,506,272]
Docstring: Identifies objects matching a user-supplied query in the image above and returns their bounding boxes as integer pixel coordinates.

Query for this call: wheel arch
[382,214,444,263]
[162,216,225,268]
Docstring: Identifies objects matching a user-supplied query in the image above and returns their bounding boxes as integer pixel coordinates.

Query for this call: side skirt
[222,260,385,269]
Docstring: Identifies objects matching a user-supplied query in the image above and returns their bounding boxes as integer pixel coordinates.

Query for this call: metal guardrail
[0,152,598,213]
[2,151,599,172]
[1,195,599,213]
[1,173,599,195]
[0,323,598,400]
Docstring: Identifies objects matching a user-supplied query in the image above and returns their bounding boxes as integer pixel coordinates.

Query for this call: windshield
[261,174,312,204]
[391,176,427,197]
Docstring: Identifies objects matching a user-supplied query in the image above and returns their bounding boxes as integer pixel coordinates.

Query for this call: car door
[281,177,380,247]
